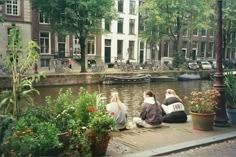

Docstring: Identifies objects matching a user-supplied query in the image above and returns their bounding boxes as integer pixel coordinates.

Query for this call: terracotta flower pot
[88,131,111,156]
[57,131,71,147]
[190,112,215,131]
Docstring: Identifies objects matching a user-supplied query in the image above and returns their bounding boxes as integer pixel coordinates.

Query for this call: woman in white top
[161,89,187,123]
[106,92,128,130]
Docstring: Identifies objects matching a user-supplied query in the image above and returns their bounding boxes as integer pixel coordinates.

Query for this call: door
[105,47,111,63]
[192,49,197,61]
[140,50,144,64]
[104,39,111,63]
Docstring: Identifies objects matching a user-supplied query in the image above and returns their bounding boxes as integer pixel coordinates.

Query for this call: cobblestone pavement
[163,139,236,157]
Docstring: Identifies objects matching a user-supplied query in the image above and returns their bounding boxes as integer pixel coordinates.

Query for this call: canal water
[34,80,213,117]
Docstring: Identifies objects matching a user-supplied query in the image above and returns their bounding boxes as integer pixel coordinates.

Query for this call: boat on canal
[102,74,151,85]
[177,73,201,81]
[151,75,177,82]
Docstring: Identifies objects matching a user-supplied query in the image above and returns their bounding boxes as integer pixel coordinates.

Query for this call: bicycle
[54,58,70,73]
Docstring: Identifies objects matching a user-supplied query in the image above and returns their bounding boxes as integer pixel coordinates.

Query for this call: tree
[222,0,236,62]
[139,0,214,54]
[0,28,42,118]
[32,0,116,73]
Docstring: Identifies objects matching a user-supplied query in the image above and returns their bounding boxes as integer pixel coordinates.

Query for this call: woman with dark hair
[133,90,162,128]
[161,89,187,123]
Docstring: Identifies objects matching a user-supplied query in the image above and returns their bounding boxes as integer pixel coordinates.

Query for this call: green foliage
[139,0,215,51]
[0,28,43,117]
[222,0,236,55]
[88,105,115,137]
[45,88,77,132]
[76,87,97,126]
[31,0,116,72]
[0,115,16,145]
[1,113,61,156]
[172,51,186,68]
[224,71,236,108]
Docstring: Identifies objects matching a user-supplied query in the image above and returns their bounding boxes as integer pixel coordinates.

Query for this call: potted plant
[224,71,236,125]
[185,88,220,131]
[45,89,77,148]
[86,104,116,156]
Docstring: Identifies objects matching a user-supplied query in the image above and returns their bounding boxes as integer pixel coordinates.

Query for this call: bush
[46,88,77,133]
[1,113,61,156]
[172,51,186,68]
[75,87,97,126]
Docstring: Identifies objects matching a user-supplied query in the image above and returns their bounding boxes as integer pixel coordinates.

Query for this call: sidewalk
[106,116,236,157]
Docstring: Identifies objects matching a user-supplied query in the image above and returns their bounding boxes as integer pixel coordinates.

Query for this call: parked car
[211,60,224,69]
[198,61,212,70]
[188,62,199,70]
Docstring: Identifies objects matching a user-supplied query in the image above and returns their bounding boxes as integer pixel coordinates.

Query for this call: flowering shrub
[87,105,115,137]
[1,114,61,156]
[46,89,77,133]
[185,88,220,113]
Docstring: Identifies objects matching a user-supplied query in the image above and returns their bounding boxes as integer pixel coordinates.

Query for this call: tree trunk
[176,16,182,53]
[79,36,87,73]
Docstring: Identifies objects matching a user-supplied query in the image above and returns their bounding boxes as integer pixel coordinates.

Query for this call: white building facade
[101,0,144,64]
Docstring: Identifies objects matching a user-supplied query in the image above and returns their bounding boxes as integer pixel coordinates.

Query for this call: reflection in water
[34,80,212,117]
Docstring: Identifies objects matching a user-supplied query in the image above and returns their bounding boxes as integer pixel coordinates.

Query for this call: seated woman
[133,90,162,128]
[106,92,128,130]
[161,89,187,123]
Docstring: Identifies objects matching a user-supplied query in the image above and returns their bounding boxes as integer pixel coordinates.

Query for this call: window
[192,41,198,49]
[226,48,230,59]
[105,21,111,32]
[129,19,135,34]
[7,27,19,46]
[208,42,214,58]
[139,16,144,32]
[164,41,169,57]
[58,34,65,55]
[209,29,214,37]
[200,42,206,57]
[201,29,207,37]
[231,48,235,59]
[193,29,198,36]
[87,36,95,55]
[129,0,136,14]
[39,11,50,24]
[182,41,188,58]
[73,36,80,55]
[39,32,50,54]
[118,0,123,12]
[128,41,135,59]
[6,0,19,16]
[117,40,123,59]
[231,33,236,43]
[183,28,188,37]
[117,18,123,33]
[40,59,50,67]
[105,39,111,46]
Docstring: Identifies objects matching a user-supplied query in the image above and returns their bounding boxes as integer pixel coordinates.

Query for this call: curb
[125,131,236,157]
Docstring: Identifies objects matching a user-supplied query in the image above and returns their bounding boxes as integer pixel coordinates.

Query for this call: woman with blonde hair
[161,89,187,123]
[133,90,162,128]
[106,92,128,130]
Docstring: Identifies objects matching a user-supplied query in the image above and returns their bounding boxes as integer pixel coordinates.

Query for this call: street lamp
[213,0,229,127]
